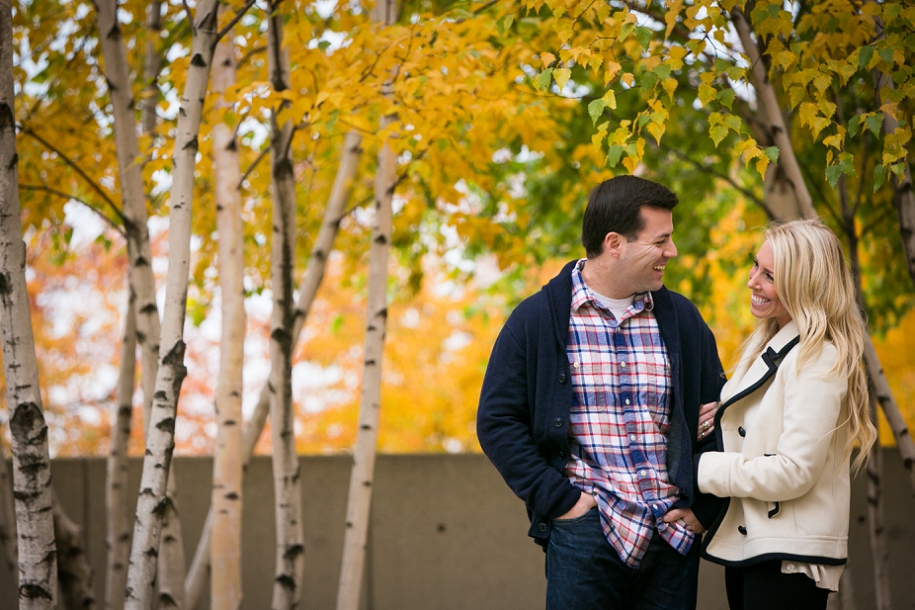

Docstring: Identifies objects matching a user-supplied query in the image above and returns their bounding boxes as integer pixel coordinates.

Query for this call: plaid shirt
[564,260,693,567]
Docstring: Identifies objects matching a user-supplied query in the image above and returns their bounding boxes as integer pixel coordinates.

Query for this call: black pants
[724,560,830,610]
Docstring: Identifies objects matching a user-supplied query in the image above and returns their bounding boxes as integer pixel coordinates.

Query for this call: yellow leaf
[621,72,635,87]
[588,55,604,74]
[880,102,899,120]
[668,45,688,71]
[602,89,617,109]
[604,60,622,85]
[665,0,683,38]
[541,52,556,67]
[553,68,572,90]
[646,121,665,144]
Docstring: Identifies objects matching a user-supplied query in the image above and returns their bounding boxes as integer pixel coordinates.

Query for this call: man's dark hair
[581,175,679,258]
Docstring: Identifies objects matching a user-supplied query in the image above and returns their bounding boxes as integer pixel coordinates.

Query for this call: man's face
[615,206,678,296]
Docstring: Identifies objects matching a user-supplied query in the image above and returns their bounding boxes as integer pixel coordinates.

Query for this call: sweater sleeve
[476,321,580,520]
[697,344,845,502]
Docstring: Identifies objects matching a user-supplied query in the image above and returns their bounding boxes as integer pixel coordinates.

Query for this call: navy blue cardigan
[477,261,725,547]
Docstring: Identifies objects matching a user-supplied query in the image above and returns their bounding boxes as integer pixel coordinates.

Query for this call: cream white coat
[698,321,851,566]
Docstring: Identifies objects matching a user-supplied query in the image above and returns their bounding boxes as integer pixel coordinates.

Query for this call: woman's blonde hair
[737,219,876,472]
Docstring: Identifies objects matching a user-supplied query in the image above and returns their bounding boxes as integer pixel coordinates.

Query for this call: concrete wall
[0,452,912,609]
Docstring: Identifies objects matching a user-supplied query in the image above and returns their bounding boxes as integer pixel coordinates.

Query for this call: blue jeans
[546,508,700,610]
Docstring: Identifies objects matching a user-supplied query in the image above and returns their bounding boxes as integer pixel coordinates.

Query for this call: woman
[669,219,876,610]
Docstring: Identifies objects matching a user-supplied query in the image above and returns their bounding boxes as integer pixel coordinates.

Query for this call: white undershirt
[591,291,635,320]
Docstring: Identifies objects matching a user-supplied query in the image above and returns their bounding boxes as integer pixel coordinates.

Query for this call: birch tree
[0,436,17,583]
[0,1,58,606]
[336,1,399,607]
[184,130,363,610]
[266,3,304,606]
[210,7,245,607]
[53,495,96,609]
[94,1,191,605]
[124,2,253,607]
[105,300,136,610]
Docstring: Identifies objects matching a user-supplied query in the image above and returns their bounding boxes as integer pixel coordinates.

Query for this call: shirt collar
[570,259,654,317]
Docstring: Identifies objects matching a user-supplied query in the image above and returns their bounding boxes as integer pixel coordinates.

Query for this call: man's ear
[603,232,624,257]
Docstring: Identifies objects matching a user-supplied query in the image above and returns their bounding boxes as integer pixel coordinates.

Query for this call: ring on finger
[701,420,710,431]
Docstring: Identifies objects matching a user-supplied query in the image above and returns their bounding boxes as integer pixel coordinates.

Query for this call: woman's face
[748,240,792,328]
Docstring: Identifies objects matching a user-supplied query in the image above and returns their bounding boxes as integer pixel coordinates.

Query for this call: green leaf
[858,46,874,69]
[865,113,883,136]
[606,144,624,167]
[620,23,635,41]
[717,88,736,109]
[825,164,843,188]
[641,70,659,92]
[873,164,887,192]
[331,314,345,334]
[318,40,331,51]
[653,64,671,80]
[878,46,894,65]
[884,4,902,23]
[537,67,553,90]
[848,114,861,137]
[588,99,607,126]
[635,26,653,50]
[710,124,728,146]
[764,146,780,164]
[497,15,514,36]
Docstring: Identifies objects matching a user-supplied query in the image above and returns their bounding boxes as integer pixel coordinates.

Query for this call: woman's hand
[697,401,719,441]
[662,507,706,534]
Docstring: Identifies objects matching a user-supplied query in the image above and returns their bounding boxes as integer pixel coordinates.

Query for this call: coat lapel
[718,321,801,413]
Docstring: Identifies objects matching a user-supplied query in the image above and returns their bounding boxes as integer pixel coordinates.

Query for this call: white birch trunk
[210,10,245,609]
[267,5,304,607]
[94,0,162,437]
[866,415,892,610]
[105,293,137,610]
[0,436,18,585]
[336,3,398,606]
[0,2,58,605]
[731,7,815,219]
[124,3,222,608]
[184,131,362,610]
[53,495,96,609]
[862,340,915,491]
[95,3,191,606]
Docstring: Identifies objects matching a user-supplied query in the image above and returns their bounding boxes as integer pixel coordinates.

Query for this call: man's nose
[665,239,678,258]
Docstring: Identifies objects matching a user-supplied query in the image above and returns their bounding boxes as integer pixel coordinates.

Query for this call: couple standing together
[476,176,876,610]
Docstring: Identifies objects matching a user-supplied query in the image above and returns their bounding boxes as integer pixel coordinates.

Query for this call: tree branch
[237,144,270,190]
[19,126,127,226]
[215,0,260,46]
[661,143,773,218]
[18,184,124,237]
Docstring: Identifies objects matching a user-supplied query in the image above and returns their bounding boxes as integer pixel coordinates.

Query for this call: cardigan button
[738,525,747,535]
[558,372,567,383]
[738,426,746,437]
[557,451,565,459]
[538,523,548,532]
[553,418,563,428]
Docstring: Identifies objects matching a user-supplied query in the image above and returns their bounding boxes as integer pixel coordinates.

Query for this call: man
[477,175,724,610]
